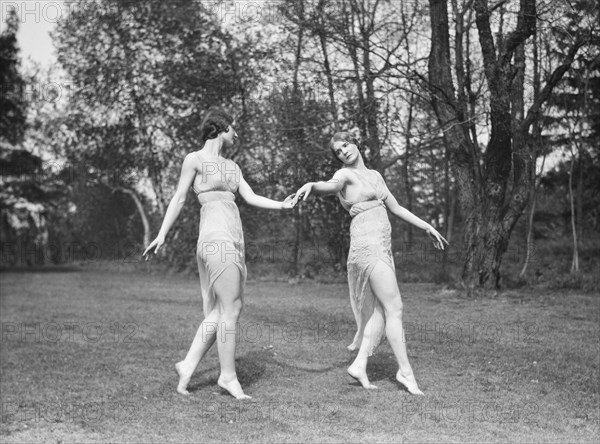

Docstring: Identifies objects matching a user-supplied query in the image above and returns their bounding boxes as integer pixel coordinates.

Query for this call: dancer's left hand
[425,226,449,250]
[143,234,166,260]
[291,183,314,206]
[282,193,297,209]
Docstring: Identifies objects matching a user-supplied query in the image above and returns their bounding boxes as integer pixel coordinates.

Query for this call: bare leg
[369,261,424,395]
[175,309,219,395]
[213,266,250,400]
[348,306,384,389]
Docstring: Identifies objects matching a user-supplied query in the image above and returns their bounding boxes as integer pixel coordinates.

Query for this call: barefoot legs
[347,306,384,389]
[212,265,250,400]
[350,261,423,395]
[175,309,219,395]
[176,265,250,399]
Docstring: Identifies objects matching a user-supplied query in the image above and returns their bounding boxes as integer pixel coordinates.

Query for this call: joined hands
[281,193,298,209]
[291,183,314,207]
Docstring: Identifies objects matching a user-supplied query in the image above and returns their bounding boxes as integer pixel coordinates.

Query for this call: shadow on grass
[339,351,423,393]
[185,348,351,395]
[271,355,346,374]
[184,350,270,394]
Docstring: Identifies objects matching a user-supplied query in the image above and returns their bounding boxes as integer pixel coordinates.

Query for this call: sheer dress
[192,153,247,315]
[337,168,393,356]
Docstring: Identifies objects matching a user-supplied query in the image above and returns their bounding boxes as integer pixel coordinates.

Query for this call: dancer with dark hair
[144,108,295,399]
[292,132,448,395]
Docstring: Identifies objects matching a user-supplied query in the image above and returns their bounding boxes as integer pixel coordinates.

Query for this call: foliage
[426,0,599,290]
[3,0,598,287]
[50,0,251,261]
[0,9,52,266]
[0,8,27,145]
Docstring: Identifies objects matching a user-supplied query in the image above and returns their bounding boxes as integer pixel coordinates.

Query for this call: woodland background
[1,0,599,293]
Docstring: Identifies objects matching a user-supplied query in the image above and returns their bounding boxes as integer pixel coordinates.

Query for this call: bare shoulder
[370,169,384,178]
[181,151,202,173]
[332,168,352,182]
[227,158,242,171]
[224,158,243,180]
[370,169,387,184]
[184,151,200,163]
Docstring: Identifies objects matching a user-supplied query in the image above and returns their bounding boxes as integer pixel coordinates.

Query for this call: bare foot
[347,365,377,389]
[175,361,193,395]
[396,370,424,395]
[217,375,251,400]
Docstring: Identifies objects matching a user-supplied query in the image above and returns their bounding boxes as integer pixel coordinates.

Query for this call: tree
[427,0,595,291]
[541,0,600,272]
[52,0,245,251]
[0,7,27,144]
[280,0,425,173]
[276,0,444,271]
[0,8,51,266]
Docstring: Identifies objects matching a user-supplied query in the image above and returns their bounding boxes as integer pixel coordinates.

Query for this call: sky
[1,1,64,68]
[0,1,570,172]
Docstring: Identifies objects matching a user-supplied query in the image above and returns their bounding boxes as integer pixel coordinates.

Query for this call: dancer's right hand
[143,234,165,260]
[292,183,314,206]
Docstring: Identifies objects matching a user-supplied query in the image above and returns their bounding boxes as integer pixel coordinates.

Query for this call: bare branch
[501,0,537,66]
[522,38,585,132]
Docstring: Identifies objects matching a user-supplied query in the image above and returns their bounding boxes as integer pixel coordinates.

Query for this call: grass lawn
[1,267,598,443]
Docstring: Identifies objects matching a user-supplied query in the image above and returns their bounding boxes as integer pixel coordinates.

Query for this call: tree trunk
[441,138,452,275]
[569,149,579,273]
[576,151,583,243]
[403,96,414,244]
[288,21,305,276]
[520,31,542,278]
[317,29,339,130]
[576,68,590,244]
[519,185,537,278]
[428,0,480,292]
[362,50,381,171]
[446,186,457,244]
[519,154,545,278]
[347,38,368,142]
[428,0,582,292]
[116,187,151,248]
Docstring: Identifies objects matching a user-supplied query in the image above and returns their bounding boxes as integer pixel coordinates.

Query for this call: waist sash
[197,190,236,206]
[348,199,384,218]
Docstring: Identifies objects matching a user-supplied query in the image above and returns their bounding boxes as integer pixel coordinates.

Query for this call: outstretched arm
[384,189,449,250]
[238,172,295,210]
[143,153,197,258]
[292,170,349,205]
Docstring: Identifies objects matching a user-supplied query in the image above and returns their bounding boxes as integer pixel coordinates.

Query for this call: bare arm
[238,170,295,210]
[384,193,431,230]
[143,153,197,258]
[292,170,349,204]
[384,189,448,250]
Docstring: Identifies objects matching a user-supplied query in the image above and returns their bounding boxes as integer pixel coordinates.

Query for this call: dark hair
[329,131,361,162]
[200,107,234,143]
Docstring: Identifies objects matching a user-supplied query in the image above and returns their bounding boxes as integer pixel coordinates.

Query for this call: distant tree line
[1,0,598,292]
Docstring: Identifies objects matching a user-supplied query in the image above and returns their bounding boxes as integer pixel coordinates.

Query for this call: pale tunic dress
[338,168,393,356]
[192,152,247,315]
